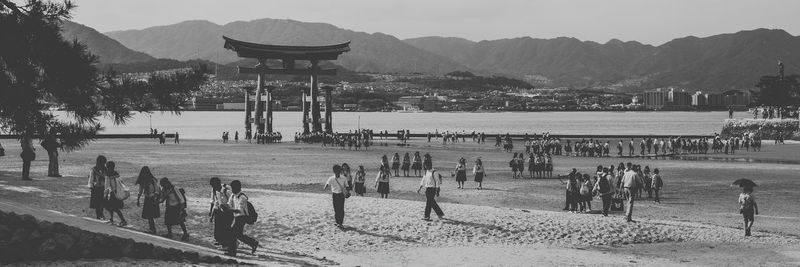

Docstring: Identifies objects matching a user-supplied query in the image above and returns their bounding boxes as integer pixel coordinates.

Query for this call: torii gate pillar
[254,60,266,134]
[265,85,275,133]
[310,60,323,133]
[323,85,334,133]
[243,87,253,135]
[302,87,310,134]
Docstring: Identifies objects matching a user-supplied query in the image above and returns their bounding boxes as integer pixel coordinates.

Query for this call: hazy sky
[70,0,800,45]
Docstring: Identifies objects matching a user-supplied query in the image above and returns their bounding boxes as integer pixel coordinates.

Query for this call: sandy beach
[1,138,800,266]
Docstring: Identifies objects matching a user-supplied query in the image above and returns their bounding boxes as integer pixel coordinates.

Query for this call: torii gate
[223,36,350,134]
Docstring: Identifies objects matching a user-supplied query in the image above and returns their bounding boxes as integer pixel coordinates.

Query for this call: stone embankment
[0,210,238,265]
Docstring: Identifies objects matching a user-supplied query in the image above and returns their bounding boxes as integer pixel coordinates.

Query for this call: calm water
[75,111,745,140]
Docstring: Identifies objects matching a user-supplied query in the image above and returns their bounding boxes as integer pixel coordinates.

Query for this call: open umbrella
[732,178,757,188]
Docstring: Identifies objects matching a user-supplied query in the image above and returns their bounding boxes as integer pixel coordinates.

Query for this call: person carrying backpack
[226,180,259,256]
[594,167,614,216]
[159,177,189,240]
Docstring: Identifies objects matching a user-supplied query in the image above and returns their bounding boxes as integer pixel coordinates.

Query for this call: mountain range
[60,21,153,64]
[64,18,800,91]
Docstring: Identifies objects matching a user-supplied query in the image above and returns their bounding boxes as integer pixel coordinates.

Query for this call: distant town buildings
[643,89,666,109]
[643,88,752,110]
[692,90,752,109]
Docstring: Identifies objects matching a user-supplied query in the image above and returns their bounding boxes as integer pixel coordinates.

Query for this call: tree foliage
[753,75,800,106]
[0,0,208,152]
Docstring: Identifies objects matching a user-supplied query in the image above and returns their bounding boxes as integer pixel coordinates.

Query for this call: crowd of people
[295,129,374,149]
[509,152,554,179]
[559,162,664,221]
[750,106,799,120]
[86,155,260,257]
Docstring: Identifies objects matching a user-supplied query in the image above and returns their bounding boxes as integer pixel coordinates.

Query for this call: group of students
[324,157,447,227]
[561,162,664,220]
[207,177,260,256]
[386,151,426,177]
[509,152,554,179]
[752,106,799,120]
[320,131,372,150]
[87,156,189,239]
[86,155,259,257]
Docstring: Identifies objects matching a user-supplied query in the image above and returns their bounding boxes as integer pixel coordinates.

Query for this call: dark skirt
[546,164,553,171]
[455,170,467,182]
[213,209,233,243]
[141,197,160,219]
[517,163,524,172]
[401,162,410,171]
[377,182,390,194]
[412,162,422,170]
[474,172,484,183]
[354,182,366,194]
[89,187,105,209]
[105,192,123,211]
[164,205,185,226]
[392,162,400,170]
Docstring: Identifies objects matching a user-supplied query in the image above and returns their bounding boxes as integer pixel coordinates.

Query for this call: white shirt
[622,169,637,188]
[229,192,249,217]
[420,170,440,188]
[326,175,346,194]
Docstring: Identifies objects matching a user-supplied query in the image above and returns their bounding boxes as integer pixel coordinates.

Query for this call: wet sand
[1,138,799,265]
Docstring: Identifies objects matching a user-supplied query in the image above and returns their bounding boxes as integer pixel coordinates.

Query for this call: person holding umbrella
[733,179,759,236]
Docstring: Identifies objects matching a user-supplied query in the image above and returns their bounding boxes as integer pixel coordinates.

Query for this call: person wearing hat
[418,162,444,221]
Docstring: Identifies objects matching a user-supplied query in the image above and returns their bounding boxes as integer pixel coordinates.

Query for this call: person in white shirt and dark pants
[226,180,259,256]
[418,163,444,221]
[324,165,348,228]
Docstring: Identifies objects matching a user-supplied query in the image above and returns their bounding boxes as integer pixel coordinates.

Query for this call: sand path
[183,189,800,266]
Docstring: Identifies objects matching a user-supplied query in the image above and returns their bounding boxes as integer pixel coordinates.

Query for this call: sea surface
[66,111,749,140]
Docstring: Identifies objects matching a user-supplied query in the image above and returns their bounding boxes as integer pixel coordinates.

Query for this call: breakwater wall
[0,210,237,264]
[720,119,799,139]
[357,133,714,140]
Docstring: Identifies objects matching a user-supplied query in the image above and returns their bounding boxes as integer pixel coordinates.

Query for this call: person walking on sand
[174,132,180,144]
[594,167,614,216]
[324,165,350,229]
[209,177,232,249]
[104,161,128,227]
[341,163,354,192]
[738,186,759,236]
[402,152,411,177]
[509,152,519,179]
[136,166,160,234]
[412,151,423,176]
[227,180,260,256]
[375,166,391,199]
[354,165,367,196]
[88,155,108,220]
[563,168,577,211]
[235,131,239,143]
[454,157,467,189]
[159,178,189,240]
[418,163,444,221]
[652,168,663,203]
[473,158,485,190]
[391,153,401,176]
[621,163,637,222]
